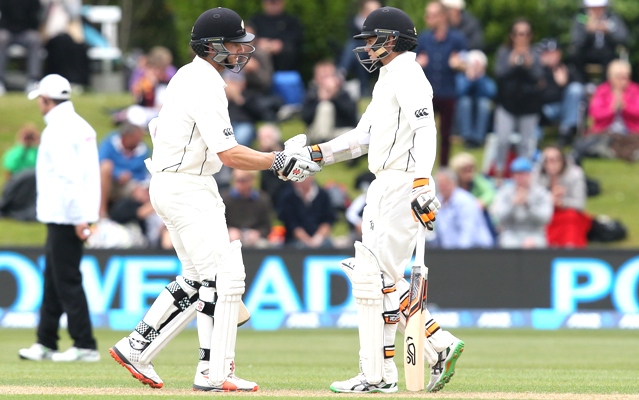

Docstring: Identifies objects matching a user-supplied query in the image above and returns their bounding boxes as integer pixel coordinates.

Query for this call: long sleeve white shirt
[36,101,100,225]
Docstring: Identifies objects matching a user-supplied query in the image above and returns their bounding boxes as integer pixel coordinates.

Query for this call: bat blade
[404,265,426,391]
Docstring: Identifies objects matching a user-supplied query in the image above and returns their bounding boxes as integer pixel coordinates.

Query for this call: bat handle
[415,225,426,268]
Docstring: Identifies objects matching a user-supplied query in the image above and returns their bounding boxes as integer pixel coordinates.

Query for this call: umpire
[18,74,101,362]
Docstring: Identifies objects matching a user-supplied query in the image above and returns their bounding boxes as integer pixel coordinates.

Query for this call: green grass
[1,328,639,399]
[1,92,638,247]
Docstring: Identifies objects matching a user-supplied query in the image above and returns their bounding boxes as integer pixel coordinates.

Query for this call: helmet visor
[201,38,256,73]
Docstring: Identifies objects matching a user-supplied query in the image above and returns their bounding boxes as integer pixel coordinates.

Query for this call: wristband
[412,178,429,189]
[269,151,286,172]
[309,145,323,163]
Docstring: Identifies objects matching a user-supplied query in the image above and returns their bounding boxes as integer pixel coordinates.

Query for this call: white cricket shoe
[52,346,100,362]
[109,337,163,389]
[18,343,56,361]
[193,370,258,392]
[426,338,464,392]
[330,373,398,393]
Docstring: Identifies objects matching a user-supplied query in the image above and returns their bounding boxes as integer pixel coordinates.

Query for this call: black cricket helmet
[353,7,418,73]
[190,7,255,73]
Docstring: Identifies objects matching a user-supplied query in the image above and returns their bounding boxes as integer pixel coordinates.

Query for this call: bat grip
[415,225,426,267]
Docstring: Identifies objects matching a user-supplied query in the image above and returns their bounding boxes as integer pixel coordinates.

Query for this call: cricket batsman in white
[289,6,465,393]
[108,7,319,391]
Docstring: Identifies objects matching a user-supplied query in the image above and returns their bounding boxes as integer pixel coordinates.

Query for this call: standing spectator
[18,74,100,362]
[537,38,585,147]
[338,0,382,98]
[492,18,544,180]
[431,168,494,248]
[588,59,639,134]
[534,146,591,248]
[130,46,176,124]
[0,0,42,94]
[441,0,483,50]
[455,50,496,148]
[416,0,467,166]
[221,169,273,248]
[98,105,150,218]
[569,0,629,83]
[277,176,335,248]
[251,0,303,72]
[302,60,359,143]
[2,123,39,179]
[491,157,553,248]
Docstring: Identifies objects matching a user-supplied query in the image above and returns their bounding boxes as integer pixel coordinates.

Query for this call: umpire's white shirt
[36,101,100,225]
[148,56,238,176]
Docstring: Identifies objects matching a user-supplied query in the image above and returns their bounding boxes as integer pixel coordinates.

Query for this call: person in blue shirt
[98,106,150,218]
[415,1,467,167]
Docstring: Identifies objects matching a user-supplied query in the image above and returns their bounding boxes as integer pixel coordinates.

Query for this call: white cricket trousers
[149,172,230,283]
[361,170,417,284]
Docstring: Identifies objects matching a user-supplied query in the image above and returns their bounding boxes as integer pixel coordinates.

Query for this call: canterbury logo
[414,108,429,118]
[223,128,234,137]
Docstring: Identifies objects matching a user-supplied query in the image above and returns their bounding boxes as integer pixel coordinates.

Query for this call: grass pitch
[1,328,638,399]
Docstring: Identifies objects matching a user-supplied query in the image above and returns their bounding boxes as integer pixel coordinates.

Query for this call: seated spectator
[441,0,484,50]
[251,0,303,72]
[2,123,39,179]
[588,59,639,134]
[277,176,336,248]
[455,50,496,148]
[130,46,176,123]
[490,157,554,248]
[0,0,42,94]
[221,169,273,248]
[569,0,629,83]
[430,168,494,248]
[345,171,376,242]
[537,38,585,147]
[492,18,544,180]
[98,106,150,217]
[302,60,358,143]
[256,124,289,207]
[533,146,591,248]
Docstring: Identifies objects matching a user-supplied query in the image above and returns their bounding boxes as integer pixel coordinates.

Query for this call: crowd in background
[1,0,635,249]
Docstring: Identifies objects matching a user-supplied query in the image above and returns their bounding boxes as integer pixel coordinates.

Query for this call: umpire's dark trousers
[37,224,97,350]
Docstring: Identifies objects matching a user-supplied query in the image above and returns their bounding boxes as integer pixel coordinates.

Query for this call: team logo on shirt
[223,128,234,137]
[414,108,430,119]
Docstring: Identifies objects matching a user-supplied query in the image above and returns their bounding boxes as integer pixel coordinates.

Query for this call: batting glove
[410,177,440,230]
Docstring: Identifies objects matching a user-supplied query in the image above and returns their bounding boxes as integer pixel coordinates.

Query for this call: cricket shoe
[329,373,398,394]
[52,347,100,362]
[427,338,464,392]
[109,337,163,388]
[193,370,258,392]
[18,343,56,361]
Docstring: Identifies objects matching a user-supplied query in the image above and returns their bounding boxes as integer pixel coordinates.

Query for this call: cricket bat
[404,226,428,391]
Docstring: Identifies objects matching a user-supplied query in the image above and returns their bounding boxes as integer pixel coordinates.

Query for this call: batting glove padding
[410,178,440,230]
[270,149,321,182]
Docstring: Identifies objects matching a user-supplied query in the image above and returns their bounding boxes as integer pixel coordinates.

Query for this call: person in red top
[588,59,639,134]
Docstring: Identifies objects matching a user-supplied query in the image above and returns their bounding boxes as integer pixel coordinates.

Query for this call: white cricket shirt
[358,51,437,176]
[148,56,238,176]
[36,101,100,225]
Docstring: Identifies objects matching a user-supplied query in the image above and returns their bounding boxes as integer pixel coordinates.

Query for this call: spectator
[130,46,176,123]
[251,0,303,72]
[416,0,467,166]
[491,157,553,248]
[588,59,639,134]
[223,70,259,146]
[0,0,42,94]
[569,0,629,83]
[534,146,591,248]
[430,168,494,248]
[277,175,336,248]
[455,50,496,148]
[492,18,544,180]
[338,0,382,98]
[302,60,359,143]
[2,123,40,179]
[345,171,375,242]
[98,105,150,218]
[221,169,273,248]
[128,46,177,95]
[537,38,585,148]
[441,0,484,50]
[256,124,289,207]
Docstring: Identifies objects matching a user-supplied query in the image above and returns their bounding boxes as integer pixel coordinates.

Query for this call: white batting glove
[270,149,321,182]
[410,177,440,230]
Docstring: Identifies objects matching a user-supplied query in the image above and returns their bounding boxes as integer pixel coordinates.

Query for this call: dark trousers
[433,97,456,167]
[37,224,96,350]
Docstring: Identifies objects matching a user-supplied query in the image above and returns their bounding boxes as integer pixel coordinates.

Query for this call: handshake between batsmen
[272,134,440,229]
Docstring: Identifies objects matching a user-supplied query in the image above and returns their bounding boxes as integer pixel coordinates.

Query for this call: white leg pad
[209,240,246,386]
[353,241,384,385]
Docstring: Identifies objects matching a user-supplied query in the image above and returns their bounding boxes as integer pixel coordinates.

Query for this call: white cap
[584,0,608,7]
[126,105,148,128]
[27,74,71,100]
[441,0,466,9]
